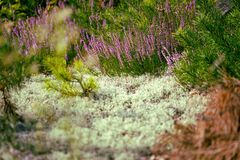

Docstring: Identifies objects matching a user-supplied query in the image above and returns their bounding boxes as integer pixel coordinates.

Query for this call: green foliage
[66,0,194,76]
[0,116,14,146]
[0,24,34,117]
[99,1,154,33]
[0,29,25,90]
[99,52,167,76]
[69,0,161,36]
[0,0,60,21]
[36,8,99,98]
[173,0,240,88]
[44,56,99,97]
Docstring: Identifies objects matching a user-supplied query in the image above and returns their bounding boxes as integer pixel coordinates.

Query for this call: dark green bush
[173,0,240,88]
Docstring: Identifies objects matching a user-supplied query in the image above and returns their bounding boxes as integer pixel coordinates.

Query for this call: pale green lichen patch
[11,74,207,159]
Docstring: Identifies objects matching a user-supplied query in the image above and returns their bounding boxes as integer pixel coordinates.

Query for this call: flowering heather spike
[102,19,107,28]
[11,1,195,70]
[89,0,94,11]
[99,36,107,55]
[37,7,42,15]
[13,27,19,36]
[180,16,185,28]
[109,0,114,7]
[83,42,89,52]
[109,46,115,56]
[101,0,106,8]
[123,39,132,61]
[193,0,196,14]
[12,7,78,56]
[165,0,171,13]
[58,1,65,8]
[65,54,68,61]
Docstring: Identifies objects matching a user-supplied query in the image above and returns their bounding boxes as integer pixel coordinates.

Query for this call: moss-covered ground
[1,74,207,160]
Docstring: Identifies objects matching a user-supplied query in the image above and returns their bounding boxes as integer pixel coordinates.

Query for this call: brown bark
[1,88,18,117]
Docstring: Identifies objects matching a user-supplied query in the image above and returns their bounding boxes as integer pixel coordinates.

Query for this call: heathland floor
[1,74,207,160]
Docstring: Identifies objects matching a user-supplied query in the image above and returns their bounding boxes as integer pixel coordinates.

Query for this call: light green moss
[11,74,207,159]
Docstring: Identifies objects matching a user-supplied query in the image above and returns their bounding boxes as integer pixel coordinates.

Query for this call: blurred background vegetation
[1,0,240,159]
[0,0,239,105]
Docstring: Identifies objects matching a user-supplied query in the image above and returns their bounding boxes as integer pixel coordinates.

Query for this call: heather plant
[12,7,78,56]
[84,0,195,75]
[67,0,149,35]
[68,0,195,36]
[79,24,182,76]
[99,50,168,76]
[11,0,196,77]
[12,6,79,71]
[83,29,168,75]
[173,0,240,88]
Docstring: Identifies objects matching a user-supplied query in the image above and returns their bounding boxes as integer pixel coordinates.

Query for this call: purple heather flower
[102,19,107,28]
[108,0,114,7]
[166,56,173,67]
[65,54,68,61]
[58,1,65,8]
[193,0,196,9]
[116,51,123,66]
[101,0,106,8]
[109,47,115,56]
[157,50,163,61]
[124,40,132,61]
[89,0,94,10]
[13,27,19,36]
[83,42,89,52]
[180,16,185,28]
[165,0,171,13]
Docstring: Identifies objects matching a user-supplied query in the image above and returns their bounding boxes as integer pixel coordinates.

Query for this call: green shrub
[173,0,240,88]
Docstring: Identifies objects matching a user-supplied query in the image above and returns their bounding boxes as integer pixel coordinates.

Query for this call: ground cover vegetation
[0,0,239,159]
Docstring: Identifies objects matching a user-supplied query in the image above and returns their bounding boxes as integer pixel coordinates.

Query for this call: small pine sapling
[44,56,99,97]
[33,7,99,98]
